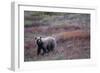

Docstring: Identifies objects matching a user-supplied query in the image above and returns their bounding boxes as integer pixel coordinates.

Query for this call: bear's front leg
[37,47,41,55]
[41,47,47,55]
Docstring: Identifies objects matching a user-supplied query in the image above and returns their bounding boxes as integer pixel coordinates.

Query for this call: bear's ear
[35,37,37,40]
[40,37,42,39]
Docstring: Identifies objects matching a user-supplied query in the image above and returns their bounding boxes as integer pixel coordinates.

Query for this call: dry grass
[56,30,90,42]
[24,26,90,61]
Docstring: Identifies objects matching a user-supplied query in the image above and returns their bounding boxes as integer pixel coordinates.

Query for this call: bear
[35,36,56,55]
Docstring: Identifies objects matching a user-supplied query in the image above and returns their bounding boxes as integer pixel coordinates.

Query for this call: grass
[24,25,90,61]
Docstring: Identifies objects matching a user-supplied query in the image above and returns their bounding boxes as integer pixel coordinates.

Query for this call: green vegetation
[24,11,90,28]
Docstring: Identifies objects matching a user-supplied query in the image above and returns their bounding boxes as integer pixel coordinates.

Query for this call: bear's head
[35,37,43,47]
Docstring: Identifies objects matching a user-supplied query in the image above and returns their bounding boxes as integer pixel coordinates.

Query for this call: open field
[24,11,90,61]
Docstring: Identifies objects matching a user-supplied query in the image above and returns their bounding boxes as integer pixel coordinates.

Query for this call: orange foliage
[57,30,90,41]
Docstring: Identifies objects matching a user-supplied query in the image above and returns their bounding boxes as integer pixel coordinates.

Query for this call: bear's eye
[38,39,41,42]
[37,39,43,44]
[37,39,41,43]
